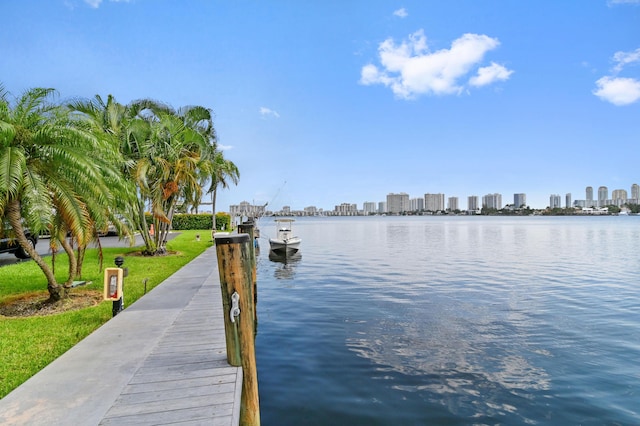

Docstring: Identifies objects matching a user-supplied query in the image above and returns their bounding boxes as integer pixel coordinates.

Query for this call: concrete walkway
[0,246,241,426]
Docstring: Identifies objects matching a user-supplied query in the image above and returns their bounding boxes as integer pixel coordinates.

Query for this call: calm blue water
[255,216,640,425]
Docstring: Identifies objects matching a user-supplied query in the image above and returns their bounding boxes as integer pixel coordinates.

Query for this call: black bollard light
[112,256,125,317]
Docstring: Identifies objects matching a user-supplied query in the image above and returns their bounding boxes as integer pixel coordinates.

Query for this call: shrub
[215,212,232,231]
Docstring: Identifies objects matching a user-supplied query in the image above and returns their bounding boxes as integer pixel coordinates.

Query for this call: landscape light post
[113,256,127,317]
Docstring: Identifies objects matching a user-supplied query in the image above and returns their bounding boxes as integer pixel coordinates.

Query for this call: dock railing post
[237,221,257,327]
[215,233,260,426]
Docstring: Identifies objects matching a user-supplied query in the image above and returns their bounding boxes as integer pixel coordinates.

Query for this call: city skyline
[231,182,640,214]
[2,1,639,213]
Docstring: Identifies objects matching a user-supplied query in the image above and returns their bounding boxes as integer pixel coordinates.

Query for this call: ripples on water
[255,216,640,425]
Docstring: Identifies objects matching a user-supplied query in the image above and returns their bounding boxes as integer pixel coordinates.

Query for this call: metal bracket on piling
[230,291,240,323]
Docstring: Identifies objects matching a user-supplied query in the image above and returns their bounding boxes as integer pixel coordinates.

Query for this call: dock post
[215,233,260,426]
[238,221,257,327]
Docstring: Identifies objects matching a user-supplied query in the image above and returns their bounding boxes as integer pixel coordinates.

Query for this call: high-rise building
[566,193,572,208]
[424,193,445,212]
[586,186,593,201]
[410,197,424,212]
[482,193,502,210]
[378,201,387,214]
[386,193,409,214]
[334,203,357,215]
[363,202,377,215]
[514,193,527,208]
[549,194,562,208]
[598,186,608,206]
[631,184,639,201]
[448,197,459,212]
[612,189,627,200]
[467,195,479,211]
[230,201,267,217]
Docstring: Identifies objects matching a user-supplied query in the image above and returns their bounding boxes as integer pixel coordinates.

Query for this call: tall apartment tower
[468,195,479,211]
[514,193,527,208]
[549,194,562,208]
[410,197,424,212]
[631,184,639,201]
[566,193,572,208]
[598,186,608,206]
[378,201,387,214]
[612,189,627,200]
[482,193,502,210]
[448,197,459,211]
[363,202,377,215]
[386,193,409,214]
[586,186,593,202]
[424,193,445,212]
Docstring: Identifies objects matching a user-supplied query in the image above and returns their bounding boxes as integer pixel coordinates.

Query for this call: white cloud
[259,107,280,118]
[612,47,640,73]
[393,8,408,18]
[84,0,130,8]
[360,30,512,99]
[469,62,514,87]
[593,47,640,105]
[218,144,234,151]
[593,76,640,105]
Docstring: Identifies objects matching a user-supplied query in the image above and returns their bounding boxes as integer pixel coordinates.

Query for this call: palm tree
[207,151,240,230]
[69,95,159,254]
[0,85,128,301]
[69,96,222,255]
[131,106,216,254]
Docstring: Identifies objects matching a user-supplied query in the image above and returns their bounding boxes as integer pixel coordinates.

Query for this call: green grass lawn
[0,230,214,398]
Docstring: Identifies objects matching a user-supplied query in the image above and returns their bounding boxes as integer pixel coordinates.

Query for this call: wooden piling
[238,221,257,326]
[215,233,260,426]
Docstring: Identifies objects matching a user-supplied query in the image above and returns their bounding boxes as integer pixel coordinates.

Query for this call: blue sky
[2,1,639,210]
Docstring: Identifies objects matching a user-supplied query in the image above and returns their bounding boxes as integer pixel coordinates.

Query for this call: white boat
[269,219,301,254]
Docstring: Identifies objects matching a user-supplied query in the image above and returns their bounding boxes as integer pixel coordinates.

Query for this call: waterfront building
[549,194,562,209]
[598,186,608,207]
[448,197,459,212]
[363,202,377,215]
[612,189,627,201]
[378,201,387,214]
[467,195,479,211]
[410,197,424,212]
[514,193,527,209]
[230,201,267,217]
[424,193,445,212]
[334,203,358,215]
[586,186,593,202]
[482,193,502,210]
[566,193,572,209]
[386,193,409,214]
[304,206,319,216]
[631,184,639,201]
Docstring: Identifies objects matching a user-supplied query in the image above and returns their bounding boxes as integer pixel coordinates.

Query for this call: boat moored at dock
[268,219,301,254]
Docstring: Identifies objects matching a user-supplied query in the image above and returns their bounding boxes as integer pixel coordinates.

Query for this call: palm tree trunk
[212,187,218,230]
[6,200,64,301]
[138,199,156,255]
[59,237,78,287]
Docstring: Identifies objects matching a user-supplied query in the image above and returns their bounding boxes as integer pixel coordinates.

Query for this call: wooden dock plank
[100,263,241,426]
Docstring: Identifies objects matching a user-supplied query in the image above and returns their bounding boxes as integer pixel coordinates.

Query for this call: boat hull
[269,237,301,254]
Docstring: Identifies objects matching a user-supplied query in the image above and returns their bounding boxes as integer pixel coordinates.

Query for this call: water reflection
[344,300,551,423]
[258,217,640,425]
[268,250,302,280]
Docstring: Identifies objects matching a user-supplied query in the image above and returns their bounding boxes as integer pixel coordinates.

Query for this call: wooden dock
[0,246,242,426]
